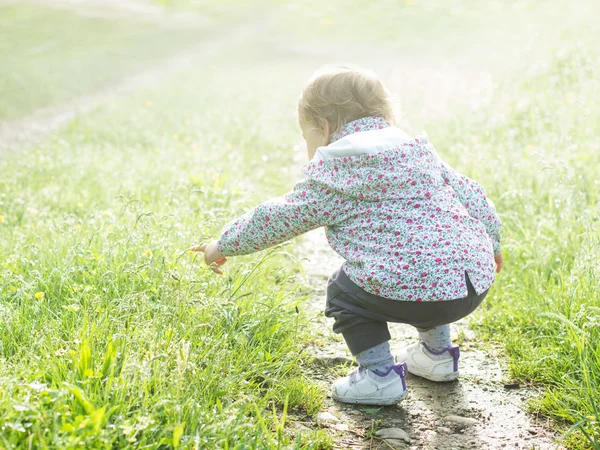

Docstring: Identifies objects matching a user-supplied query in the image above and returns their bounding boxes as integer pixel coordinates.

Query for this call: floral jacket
[217,117,501,302]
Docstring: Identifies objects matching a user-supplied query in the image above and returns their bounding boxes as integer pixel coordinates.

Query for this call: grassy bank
[1,4,207,120]
[0,63,330,448]
[465,48,600,449]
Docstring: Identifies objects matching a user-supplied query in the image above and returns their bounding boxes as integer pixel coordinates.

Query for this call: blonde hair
[298,66,395,134]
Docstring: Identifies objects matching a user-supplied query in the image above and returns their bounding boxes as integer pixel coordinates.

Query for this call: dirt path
[0,9,277,152]
[295,229,564,449]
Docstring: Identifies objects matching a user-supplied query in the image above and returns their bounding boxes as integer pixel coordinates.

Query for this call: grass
[151,0,282,21]
[464,47,600,448]
[0,63,328,448]
[268,0,598,72]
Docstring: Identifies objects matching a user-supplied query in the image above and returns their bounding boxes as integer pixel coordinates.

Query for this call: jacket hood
[303,124,434,201]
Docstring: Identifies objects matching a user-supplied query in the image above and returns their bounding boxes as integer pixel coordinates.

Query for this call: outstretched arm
[193,178,343,273]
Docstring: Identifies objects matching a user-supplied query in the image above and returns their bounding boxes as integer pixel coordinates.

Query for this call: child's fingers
[494,254,503,273]
[190,245,206,252]
[209,263,224,275]
[211,259,227,274]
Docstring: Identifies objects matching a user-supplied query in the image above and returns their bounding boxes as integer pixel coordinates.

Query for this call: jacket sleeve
[216,178,342,257]
[437,156,502,254]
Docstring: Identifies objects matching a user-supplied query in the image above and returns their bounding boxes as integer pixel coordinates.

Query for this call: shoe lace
[349,366,367,385]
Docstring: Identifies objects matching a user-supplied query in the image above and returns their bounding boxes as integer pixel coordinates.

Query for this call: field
[0,0,599,448]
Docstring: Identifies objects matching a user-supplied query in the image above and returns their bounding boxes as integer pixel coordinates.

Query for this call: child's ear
[321,120,333,146]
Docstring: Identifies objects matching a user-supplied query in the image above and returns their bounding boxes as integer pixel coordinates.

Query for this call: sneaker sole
[407,366,459,382]
[331,390,408,406]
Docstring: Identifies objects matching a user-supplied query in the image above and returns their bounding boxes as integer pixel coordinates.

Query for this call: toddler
[193,66,502,406]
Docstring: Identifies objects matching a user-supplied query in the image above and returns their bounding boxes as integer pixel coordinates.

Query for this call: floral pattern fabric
[217,117,501,302]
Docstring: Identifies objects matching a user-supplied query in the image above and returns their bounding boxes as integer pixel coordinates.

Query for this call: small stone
[385,439,409,449]
[423,430,436,439]
[294,423,311,433]
[443,415,479,426]
[316,412,339,424]
[332,423,350,432]
[437,426,453,434]
[376,427,411,443]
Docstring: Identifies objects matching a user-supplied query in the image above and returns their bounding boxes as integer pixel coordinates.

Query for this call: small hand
[190,241,228,275]
[494,251,503,274]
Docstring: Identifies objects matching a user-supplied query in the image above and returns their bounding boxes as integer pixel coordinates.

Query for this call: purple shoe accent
[422,342,460,373]
[374,363,408,391]
[392,362,408,377]
[375,363,407,377]
[392,363,408,390]
[421,342,449,355]
[448,346,460,372]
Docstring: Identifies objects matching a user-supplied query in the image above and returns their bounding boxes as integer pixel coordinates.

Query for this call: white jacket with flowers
[217,117,501,302]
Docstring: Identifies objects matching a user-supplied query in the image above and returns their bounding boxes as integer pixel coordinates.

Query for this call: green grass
[151,0,282,20]
[0,4,210,121]
[457,49,600,448]
[267,0,599,72]
[0,64,328,448]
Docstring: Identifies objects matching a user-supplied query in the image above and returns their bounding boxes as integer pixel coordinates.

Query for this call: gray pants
[325,267,489,354]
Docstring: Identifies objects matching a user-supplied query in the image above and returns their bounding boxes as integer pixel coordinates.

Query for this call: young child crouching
[193,66,502,405]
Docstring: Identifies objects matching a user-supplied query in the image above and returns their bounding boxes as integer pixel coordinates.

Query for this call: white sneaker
[396,341,460,382]
[331,363,408,405]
